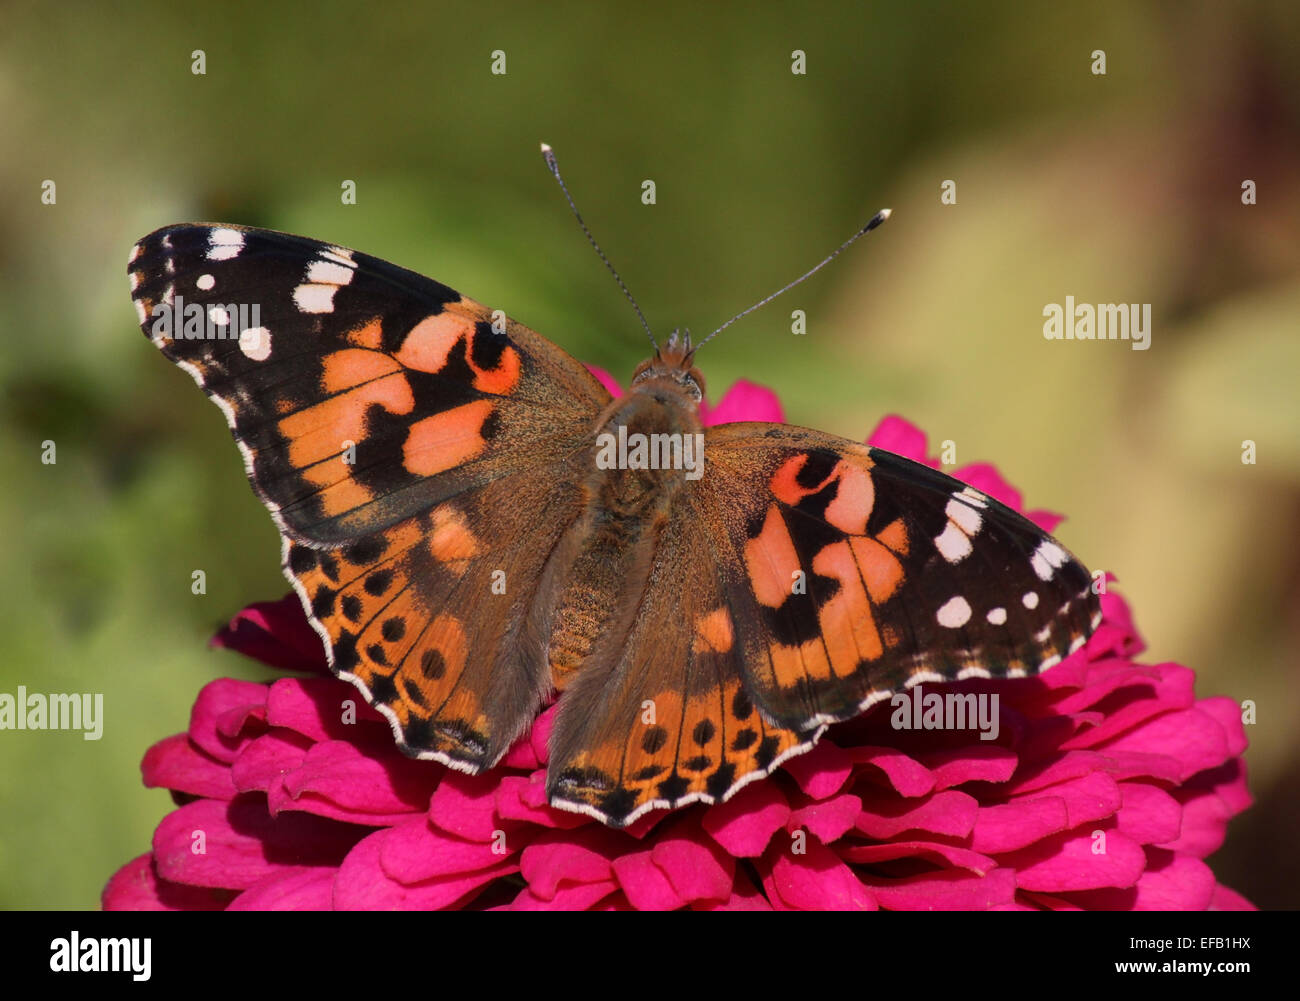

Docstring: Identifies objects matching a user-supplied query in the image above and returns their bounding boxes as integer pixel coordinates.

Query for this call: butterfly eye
[680,374,703,403]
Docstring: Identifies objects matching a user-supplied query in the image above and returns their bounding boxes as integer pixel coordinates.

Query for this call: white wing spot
[987,607,1007,625]
[936,596,972,629]
[945,497,983,535]
[307,259,355,285]
[207,228,244,261]
[196,273,215,291]
[935,523,973,563]
[208,305,230,327]
[1023,591,1039,609]
[239,326,272,361]
[294,283,338,314]
[960,486,989,508]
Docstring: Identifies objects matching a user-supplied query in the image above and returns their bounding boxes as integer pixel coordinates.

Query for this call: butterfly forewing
[129,223,610,771]
[700,423,1101,732]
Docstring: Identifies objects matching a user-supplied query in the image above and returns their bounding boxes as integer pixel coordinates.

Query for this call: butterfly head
[630,328,705,404]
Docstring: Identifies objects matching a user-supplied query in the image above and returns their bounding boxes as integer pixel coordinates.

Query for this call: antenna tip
[860,208,891,234]
[539,142,553,153]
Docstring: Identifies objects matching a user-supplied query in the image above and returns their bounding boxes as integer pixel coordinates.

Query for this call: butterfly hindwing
[547,488,814,826]
[130,223,611,770]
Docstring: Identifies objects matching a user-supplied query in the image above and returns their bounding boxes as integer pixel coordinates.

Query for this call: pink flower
[104,374,1253,910]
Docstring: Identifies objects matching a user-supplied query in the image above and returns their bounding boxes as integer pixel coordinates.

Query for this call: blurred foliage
[1,0,1297,908]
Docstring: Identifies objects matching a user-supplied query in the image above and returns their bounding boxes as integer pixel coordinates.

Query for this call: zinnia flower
[104,372,1253,910]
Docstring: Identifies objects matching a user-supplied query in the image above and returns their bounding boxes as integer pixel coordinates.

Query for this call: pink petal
[787,793,862,843]
[1005,749,1113,795]
[1094,704,1233,781]
[1115,781,1183,845]
[528,703,558,765]
[700,780,791,857]
[333,829,515,909]
[782,741,854,799]
[265,677,386,743]
[849,746,936,797]
[1159,787,1235,857]
[102,854,235,911]
[865,868,1019,911]
[1057,664,1196,749]
[970,797,1071,854]
[1068,849,1215,910]
[1086,591,1146,659]
[379,817,515,883]
[611,850,686,910]
[584,364,622,398]
[651,833,735,902]
[840,840,997,875]
[1007,772,1123,830]
[509,880,619,911]
[924,744,1018,789]
[230,731,311,795]
[152,796,368,890]
[763,839,877,910]
[1003,828,1147,893]
[694,869,773,911]
[520,829,626,899]
[211,594,327,673]
[273,740,437,825]
[142,734,238,800]
[188,679,269,764]
[866,415,933,464]
[1194,696,1250,758]
[494,773,589,829]
[227,867,336,910]
[1102,748,1185,784]
[701,379,785,425]
[427,771,502,842]
[855,789,979,840]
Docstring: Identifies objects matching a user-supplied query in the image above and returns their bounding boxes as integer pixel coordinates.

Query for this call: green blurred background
[1,1,1297,909]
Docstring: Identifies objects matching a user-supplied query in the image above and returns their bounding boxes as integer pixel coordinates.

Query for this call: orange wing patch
[403,399,495,476]
[744,506,801,608]
[395,310,522,395]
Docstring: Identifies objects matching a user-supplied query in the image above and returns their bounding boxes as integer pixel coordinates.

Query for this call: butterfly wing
[701,423,1101,728]
[546,422,1100,826]
[546,483,815,827]
[129,223,611,769]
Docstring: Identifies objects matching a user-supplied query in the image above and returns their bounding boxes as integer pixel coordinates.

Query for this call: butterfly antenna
[540,143,657,352]
[694,208,892,351]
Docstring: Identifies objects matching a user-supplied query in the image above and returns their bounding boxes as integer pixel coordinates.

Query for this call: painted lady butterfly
[128,154,1099,827]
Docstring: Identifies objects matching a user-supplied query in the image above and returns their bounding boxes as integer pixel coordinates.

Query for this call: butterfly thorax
[541,353,705,691]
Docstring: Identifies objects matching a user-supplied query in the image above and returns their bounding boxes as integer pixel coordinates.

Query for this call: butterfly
[128,158,1100,828]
